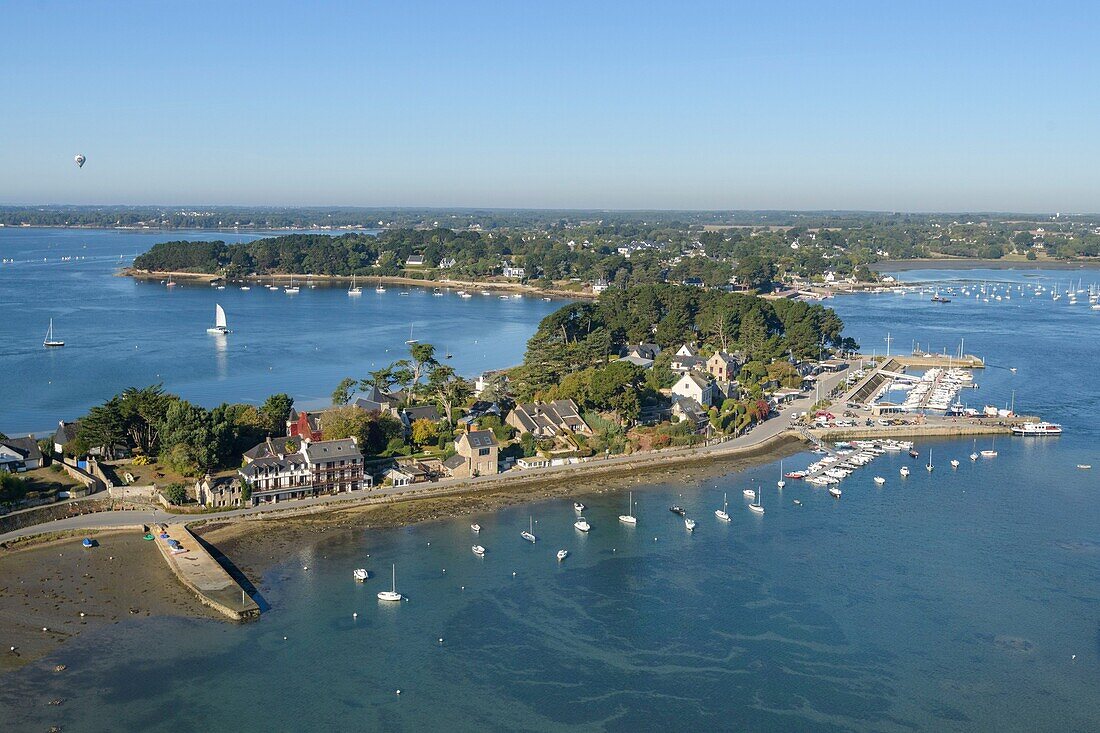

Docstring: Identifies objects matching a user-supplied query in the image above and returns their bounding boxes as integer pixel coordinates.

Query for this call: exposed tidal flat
[1,245,1099,730]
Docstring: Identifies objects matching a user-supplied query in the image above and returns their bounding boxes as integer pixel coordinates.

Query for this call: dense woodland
[508,285,853,423]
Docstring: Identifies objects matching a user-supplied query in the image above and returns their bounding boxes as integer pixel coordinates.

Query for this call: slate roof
[243,436,296,462]
[0,436,42,464]
[402,405,442,423]
[461,430,497,449]
[302,438,362,462]
[442,454,466,470]
[54,420,80,446]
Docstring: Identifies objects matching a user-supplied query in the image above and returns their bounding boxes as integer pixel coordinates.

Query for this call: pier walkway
[153,524,259,621]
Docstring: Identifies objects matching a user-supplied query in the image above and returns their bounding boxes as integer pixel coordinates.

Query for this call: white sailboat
[206,303,230,334]
[777,460,786,489]
[715,493,731,522]
[926,448,934,472]
[749,485,764,514]
[43,319,64,347]
[375,277,386,293]
[284,277,299,294]
[348,274,362,296]
[980,437,998,458]
[521,516,537,543]
[618,491,637,525]
[405,324,418,345]
[377,564,402,601]
[970,439,979,461]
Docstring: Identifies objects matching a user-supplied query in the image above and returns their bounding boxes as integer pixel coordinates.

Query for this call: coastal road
[1,369,853,544]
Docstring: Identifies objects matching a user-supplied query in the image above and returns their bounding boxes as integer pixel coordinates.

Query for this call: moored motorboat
[684,517,696,531]
[950,459,960,468]
[900,466,910,477]
[81,538,93,549]
[472,545,486,557]
[573,501,585,512]
[353,568,368,582]
[742,488,755,499]
[873,476,886,485]
[829,487,842,498]
[556,549,569,561]
[471,523,481,533]
[1011,421,1063,436]
[574,516,591,532]
[669,505,686,516]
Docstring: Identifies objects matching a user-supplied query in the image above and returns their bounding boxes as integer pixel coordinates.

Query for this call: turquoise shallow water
[0,228,562,435]
[1,265,1099,731]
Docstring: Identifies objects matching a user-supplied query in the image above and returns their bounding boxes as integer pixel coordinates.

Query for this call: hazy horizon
[4,1,1099,212]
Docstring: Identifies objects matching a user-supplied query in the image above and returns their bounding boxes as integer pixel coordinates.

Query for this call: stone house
[443,430,498,478]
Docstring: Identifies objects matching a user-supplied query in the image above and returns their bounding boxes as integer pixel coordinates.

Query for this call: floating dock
[153,523,259,621]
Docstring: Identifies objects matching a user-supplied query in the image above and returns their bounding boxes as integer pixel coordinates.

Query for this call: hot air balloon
[74,154,86,168]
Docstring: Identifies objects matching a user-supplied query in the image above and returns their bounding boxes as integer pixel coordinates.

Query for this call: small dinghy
[353,569,368,582]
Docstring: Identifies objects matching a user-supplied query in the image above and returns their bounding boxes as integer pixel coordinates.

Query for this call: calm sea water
[0,228,562,435]
[2,261,1099,731]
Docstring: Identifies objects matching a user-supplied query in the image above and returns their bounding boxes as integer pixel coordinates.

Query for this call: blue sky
[2,1,1099,211]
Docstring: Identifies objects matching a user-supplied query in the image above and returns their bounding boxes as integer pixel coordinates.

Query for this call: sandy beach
[0,531,218,672]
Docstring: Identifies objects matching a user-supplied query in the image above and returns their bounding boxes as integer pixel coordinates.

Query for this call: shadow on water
[191,532,270,613]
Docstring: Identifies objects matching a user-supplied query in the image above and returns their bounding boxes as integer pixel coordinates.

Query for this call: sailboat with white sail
[521,516,537,543]
[405,324,418,345]
[347,275,362,296]
[375,277,386,293]
[206,304,231,334]
[43,319,64,348]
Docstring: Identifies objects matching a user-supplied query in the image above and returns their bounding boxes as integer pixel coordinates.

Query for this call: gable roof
[54,420,80,445]
[0,436,42,464]
[243,436,296,461]
[302,438,362,462]
[460,430,497,449]
[402,405,442,423]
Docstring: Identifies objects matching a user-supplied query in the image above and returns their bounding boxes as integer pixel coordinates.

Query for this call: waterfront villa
[672,372,716,407]
[405,254,426,267]
[501,263,526,279]
[506,399,591,439]
[442,430,499,478]
[239,436,370,505]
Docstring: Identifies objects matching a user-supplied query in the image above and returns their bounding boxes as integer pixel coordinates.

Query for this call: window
[478,448,490,456]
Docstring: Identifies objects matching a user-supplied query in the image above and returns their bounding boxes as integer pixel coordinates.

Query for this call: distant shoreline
[120,267,596,300]
[872,258,1100,272]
